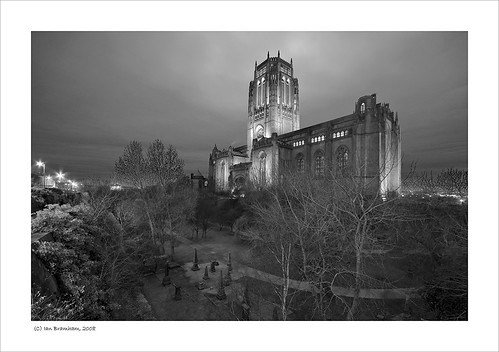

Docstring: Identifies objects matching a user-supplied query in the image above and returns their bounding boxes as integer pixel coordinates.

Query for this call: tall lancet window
[314,150,325,177]
[259,152,266,184]
[336,145,349,176]
[296,153,305,173]
[220,161,226,189]
[286,78,290,107]
[256,80,262,106]
[281,75,285,104]
[261,77,266,106]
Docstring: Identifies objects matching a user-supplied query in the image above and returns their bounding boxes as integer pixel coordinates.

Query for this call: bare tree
[147,140,185,188]
[114,140,192,254]
[436,168,468,198]
[114,141,150,189]
[153,183,196,257]
[243,188,297,321]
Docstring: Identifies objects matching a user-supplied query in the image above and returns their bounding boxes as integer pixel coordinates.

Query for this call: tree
[243,193,296,321]
[436,168,468,198]
[31,202,145,320]
[114,140,191,254]
[243,154,405,321]
[114,141,150,189]
[151,183,196,257]
[147,140,185,188]
[404,202,468,320]
[195,193,217,239]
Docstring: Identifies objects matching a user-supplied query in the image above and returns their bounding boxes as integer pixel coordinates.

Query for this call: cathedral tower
[247,51,300,155]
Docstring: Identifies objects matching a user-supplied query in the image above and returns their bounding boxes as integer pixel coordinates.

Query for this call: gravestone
[216,270,226,300]
[227,252,232,272]
[224,269,232,286]
[162,262,171,286]
[191,248,200,271]
[174,285,182,301]
[210,261,216,273]
[203,266,209,280]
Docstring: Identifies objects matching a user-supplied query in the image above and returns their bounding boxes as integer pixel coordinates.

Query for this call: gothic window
[262,77,266,106]
[220,161,226,188]
[286,78,290,106]
[296,153,305,173]
[259,152,266,184]
[314,150,325,177]
[360,102,366,114]
[341,131,345,137]
[257,80,261,106]
[336,146,349,176]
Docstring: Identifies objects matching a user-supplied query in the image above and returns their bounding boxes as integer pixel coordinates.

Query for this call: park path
[176,234,420,300]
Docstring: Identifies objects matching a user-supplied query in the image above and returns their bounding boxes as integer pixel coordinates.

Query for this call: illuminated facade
[209,51,402,194]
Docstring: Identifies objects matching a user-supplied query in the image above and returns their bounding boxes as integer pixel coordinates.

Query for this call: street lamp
[36,161,46,188]
[56,172,65,188]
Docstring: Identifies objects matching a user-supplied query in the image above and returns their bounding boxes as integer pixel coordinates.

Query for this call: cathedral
[208,51,401,194]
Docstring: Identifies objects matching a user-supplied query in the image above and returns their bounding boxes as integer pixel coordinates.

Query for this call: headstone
[191,248,200,271]
[196,281,207,290]
[174,285,182,301]
[224,269,232,286]
[216,270,226,300]
[210,261,216,273]
[202,266,209,280]
[227,252,232,272]
[163,262,171,286]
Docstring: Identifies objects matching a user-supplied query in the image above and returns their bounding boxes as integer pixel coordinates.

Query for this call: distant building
[209,51,401,194]
[190,171,207,190]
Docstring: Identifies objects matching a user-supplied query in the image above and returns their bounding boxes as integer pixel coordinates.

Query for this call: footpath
[175,233,419,300]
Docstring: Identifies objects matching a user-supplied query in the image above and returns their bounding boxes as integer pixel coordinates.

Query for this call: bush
[31,203,145,320]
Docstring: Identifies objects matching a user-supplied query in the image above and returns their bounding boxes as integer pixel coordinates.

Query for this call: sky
[31,31,468,181]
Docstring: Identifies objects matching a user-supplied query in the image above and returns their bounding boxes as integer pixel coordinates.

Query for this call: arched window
[314,150,325,177]
[259,152,266,184]
[336,146,349,176]
[360,102,366,114]
[220,161,226,188]
[296,153,304,173]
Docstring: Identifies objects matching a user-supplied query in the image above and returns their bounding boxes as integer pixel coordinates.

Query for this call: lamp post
[56,172,65,189]
[36,161,46,188]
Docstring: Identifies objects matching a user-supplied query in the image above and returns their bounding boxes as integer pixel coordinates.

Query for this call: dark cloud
[32,32,467,180]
